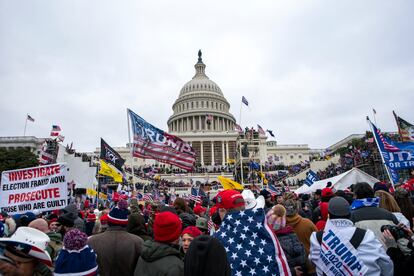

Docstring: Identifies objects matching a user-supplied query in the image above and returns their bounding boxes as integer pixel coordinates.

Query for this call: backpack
[316,227,366,249]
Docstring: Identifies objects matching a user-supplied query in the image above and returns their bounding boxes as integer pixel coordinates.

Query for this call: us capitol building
[167,51,239,166]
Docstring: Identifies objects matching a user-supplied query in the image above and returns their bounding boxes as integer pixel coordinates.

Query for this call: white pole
[23,114,28,136]
[239,100,244,185]
[127,109,136,191]
[367,117,394,185]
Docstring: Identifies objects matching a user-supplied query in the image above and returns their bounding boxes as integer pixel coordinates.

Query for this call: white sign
[0,163,68,215]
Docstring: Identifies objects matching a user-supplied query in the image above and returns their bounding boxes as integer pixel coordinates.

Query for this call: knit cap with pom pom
[63,228,88,250]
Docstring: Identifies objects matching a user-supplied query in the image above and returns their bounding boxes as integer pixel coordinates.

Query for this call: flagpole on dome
[23,113,28,136]
[366,116,394,186]
[127,109,136,191]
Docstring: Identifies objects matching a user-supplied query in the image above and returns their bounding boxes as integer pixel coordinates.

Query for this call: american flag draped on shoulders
[214,208,291,276]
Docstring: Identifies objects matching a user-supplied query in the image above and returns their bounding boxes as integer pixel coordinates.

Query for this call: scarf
[351,197,379,210]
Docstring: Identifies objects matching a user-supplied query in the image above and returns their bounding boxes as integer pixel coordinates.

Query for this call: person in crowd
[195,217,209,235]
[350,182,399,241]
[180,226,202,256]
[382,222,414,276]
[127,205,152,241]
[193,205,206,217]
[312,188,334,223]
[3,215,16,237]
[134,211,183,276]
[174,198,191,215]
[88,199,143,276]
[310,196,393,276]
[310,189,322,210]
[85,212,96,236]
[215,190,245,223]
[61,204,85,232]
[184,235,231,276]
[375,190,410,227]
[315,201,328,231]
[394,187,414,228]
[284,192,317,275]
[28,218,63,262]
[0,227,52,276]
[179,212,196,230]
[54,229,98,275]
[260,189,273,209]
[267,204,306,276]
[57,212,76,237]
[299,194,312,220]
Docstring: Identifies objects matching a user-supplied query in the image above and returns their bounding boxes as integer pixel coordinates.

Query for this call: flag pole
[367,117,394,185]
[23,114,28,136]
[239,100,244,185]
[372,108,377,126]
[127,109,136,191]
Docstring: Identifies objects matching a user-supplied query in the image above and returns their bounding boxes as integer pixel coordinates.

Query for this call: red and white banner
[0,163,68,215]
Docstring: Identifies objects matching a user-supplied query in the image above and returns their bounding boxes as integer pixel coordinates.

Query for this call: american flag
[188,187,202,204]
[142,193,154,202]
[50,125,61,137]
[242,96,249,106]
[208,219,216,232]
[206,114,213,123]
[373,124,401,152]
[257,124,266,135]
[214,208,291,276]
[128,109,196,171]
[235,124,243,134]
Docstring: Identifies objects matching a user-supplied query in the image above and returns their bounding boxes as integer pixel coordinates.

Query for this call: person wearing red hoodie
[315,202,328,231]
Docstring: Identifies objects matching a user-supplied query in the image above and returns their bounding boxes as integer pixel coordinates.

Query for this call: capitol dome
[168,50,236,133]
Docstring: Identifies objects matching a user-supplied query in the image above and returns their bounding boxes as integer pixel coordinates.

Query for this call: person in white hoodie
[310,196,393,276]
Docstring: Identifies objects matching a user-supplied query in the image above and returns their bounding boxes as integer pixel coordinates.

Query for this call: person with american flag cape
[213,189,292,276]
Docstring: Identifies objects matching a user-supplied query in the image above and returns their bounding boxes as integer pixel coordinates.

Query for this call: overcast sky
[1,0,413,152]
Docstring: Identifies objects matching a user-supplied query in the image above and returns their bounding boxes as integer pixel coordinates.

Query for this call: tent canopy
[295,167,380,194]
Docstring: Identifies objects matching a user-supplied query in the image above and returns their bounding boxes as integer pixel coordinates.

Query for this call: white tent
[295,167,380,194]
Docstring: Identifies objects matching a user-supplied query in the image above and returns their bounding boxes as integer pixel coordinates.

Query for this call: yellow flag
[258,172,268,185]
[98,192,108,200]
[99,159,123,182]
[218,176,244,190]
[86,188,97,197]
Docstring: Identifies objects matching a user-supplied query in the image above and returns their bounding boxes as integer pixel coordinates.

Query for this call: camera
[381,224,406,240]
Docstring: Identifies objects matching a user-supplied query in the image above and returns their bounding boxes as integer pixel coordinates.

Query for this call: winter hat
[196,217,208,231]
[394,187,409,199]
[283,199,299,216]
[108,199,129,226]
[182,226,202,238]
[153,211,182,243]
[328,196,350,217]
[99,213,109,224]
[215,190,245,210]
[54,229,98,276]
[83,200,90,209]
[193,205,206,216]
[266,205,287,230]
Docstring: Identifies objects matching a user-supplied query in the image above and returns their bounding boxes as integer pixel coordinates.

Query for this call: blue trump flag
[305,170,319,186]
[214,208,291,276]
[369,119,414,170]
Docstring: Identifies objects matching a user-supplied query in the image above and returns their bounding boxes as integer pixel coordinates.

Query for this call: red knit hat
[193,205,206,216]
[209,206,218,217]
[86,213,96,222]
[215,190,245,210]
[153,212,182,243]
[181,226,202,238]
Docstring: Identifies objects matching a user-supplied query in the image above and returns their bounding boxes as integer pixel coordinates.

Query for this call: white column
[199,116,202,130]
[200,141,204,165]
[192,116,195,131]
[186,117,190,132]
[222,141,225,165]
[226,141,229,161]
[222,118,225,131]
[211,141,215,166]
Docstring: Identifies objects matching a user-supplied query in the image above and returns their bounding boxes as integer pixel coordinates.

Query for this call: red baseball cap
[193,205,206,216]
[181,226,202,238]
[215,190,245,210]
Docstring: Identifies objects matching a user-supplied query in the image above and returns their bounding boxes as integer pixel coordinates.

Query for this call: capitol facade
[167,51,238,166]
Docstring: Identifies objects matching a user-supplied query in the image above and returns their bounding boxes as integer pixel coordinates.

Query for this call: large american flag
[142,193,154,202]
[214,208,291,276]
[373,124,401,152]
[128,109,196,171]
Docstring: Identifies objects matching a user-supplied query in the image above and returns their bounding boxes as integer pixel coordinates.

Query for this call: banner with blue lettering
[370,120,414,170]
[305,170,319,186]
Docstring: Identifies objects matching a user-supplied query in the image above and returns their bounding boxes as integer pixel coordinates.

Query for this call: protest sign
[0,163,68,215]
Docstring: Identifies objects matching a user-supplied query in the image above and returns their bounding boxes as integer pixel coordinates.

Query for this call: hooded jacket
[275,226,306,275]
[134,240,183,276]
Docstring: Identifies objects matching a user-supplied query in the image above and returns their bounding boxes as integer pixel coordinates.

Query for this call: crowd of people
[1,170,414,275]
